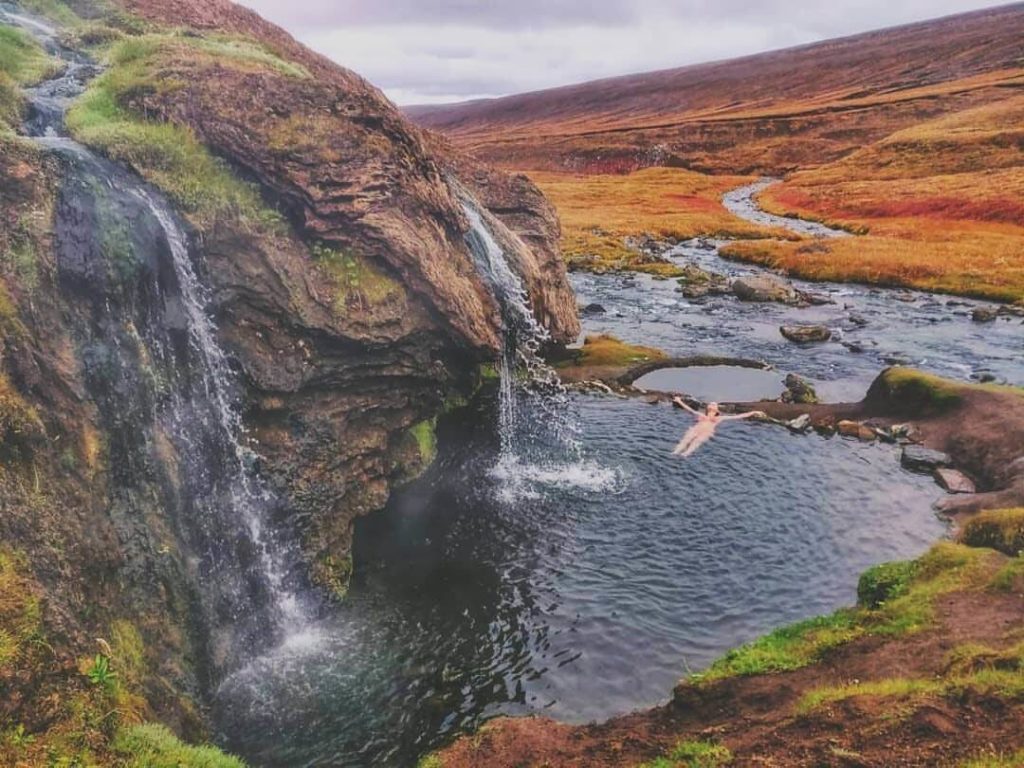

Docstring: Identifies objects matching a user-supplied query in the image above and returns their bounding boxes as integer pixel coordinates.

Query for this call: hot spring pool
[215,393,945,766]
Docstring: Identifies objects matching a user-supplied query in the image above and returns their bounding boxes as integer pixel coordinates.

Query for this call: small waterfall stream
[3,6,309,668]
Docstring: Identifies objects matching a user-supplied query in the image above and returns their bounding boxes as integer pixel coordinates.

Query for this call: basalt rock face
[102,0,579,588]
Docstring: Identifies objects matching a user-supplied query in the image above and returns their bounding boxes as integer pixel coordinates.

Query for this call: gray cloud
[237,0,1004,104]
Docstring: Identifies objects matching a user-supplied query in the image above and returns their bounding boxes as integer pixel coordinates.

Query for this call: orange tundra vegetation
[725,96,1024,303]
[528,167,793,276]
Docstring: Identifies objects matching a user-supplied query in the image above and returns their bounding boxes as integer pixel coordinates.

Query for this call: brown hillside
[409,3,1024,174]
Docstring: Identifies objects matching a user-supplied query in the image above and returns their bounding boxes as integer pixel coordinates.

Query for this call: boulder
[848,314,869,327]
[787,414,812,433]
[780,324,831,343]
[972,307,998,323]
[733,275,797,303]
[838,420,876,441]
[582,303,606,315]
[781,373,818,404]
[934,468,976,494]
[901,445,953,473]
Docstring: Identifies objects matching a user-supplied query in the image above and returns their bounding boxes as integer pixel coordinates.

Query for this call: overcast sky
[237,0,1005,105]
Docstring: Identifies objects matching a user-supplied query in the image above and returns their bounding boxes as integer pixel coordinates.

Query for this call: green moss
[311,243,406,313]
[637,740,733,768]
[961,508,1024,557]
[692,609,863,684]
[65,36,287,233]
[416,757,444,768]
[113,724,246,768]
[873,367,964,412]
[990,555,1024,592]
[555,333,666,370]
[857,560,917,608]
[409,419,437,465]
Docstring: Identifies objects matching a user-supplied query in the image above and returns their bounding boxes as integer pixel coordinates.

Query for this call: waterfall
[6,5,309,668]
[461,200,576,472]
[141,192,306,632]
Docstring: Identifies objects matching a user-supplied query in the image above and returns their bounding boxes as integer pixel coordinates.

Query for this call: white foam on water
[489,455,625,503]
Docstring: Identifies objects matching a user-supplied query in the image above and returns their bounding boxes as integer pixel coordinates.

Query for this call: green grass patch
[960,749,1024,768]
[311,243,406,313]
[65,34,290,232]
[113,723,246,768]
[798,677,943,713]
[689,543,998,686]
[637,740,733,768]
[857,560,917,608]
[693,609,863,684]
[0,24,61,85]
[962,508,1024,558]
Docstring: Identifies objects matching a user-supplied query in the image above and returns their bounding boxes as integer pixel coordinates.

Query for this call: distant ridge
[407,3,1024,174]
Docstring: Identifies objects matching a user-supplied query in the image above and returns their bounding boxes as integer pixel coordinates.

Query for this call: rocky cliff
[0,0,577,761]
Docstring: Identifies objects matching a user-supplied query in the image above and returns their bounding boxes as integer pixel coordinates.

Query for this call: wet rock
[780,324,831,343]
[895,293,917,303]
[901,445,953,473]
[799,291,833,306]
[973,371,997,384]
[972,307,998,323]
[582,303,606,315]
[733,275,797,303]
[843,341,865,353]
[848,314,869,327]
[838,420,876,441]
[934,468,976,494]
[787,414,812,433]
[884,354,912,366]
[781,373,818,404]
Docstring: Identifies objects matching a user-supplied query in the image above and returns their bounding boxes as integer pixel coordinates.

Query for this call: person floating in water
[671,397,766,458]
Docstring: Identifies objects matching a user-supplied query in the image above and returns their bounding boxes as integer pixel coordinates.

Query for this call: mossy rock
[858,560,917,608]
[961,508,1024,557]
[864,368,963,416]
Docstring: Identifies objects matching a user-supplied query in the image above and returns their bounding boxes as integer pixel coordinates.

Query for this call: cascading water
[461,202,554,458]
[461,200,615,499]
[3,6,309,669]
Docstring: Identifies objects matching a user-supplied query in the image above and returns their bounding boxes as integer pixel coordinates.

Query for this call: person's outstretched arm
[672,397,701,416]
[721,410,768,421]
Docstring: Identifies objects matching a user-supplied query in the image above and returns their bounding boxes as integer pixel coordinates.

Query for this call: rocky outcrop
[0,0,579,757]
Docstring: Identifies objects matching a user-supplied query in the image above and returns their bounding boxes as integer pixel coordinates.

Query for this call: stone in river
[782,373,818,404]
[780,324,832,343]
[838,420,876,441]
[733,275,797,303]
[582,303,607,315]
[901,445,953,473]
[972,307,998,323]
[934,468,976,494]
[787,414,812,433]
[848,314,869,327]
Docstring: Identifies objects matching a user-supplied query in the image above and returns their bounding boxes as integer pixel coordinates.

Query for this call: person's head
[707,402,720,416]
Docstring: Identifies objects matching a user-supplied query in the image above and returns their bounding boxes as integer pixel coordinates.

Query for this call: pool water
[216,394,945,767]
